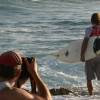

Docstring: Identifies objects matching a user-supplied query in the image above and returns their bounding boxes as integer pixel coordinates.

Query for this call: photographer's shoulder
[13,87,44,100]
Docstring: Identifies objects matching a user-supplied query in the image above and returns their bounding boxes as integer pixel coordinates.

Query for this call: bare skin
[0,87,44,100]
[0,58,52,100]
[81,37,89,62]
[24,58,52,100]
[81,37,93,95]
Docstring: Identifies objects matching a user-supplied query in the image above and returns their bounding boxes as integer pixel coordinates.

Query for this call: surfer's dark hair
[91,13,100,25]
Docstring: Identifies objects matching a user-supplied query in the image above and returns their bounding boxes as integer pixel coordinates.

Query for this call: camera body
[16,57,36,92]
[26,57,33,63]
[18,57,33,80]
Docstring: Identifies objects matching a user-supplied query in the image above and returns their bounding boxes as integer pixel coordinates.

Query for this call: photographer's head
[0,51,22,81]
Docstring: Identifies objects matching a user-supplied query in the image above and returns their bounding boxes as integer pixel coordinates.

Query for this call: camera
[17,57,33,81]
[16,57,36,92]
[26,57,33,63]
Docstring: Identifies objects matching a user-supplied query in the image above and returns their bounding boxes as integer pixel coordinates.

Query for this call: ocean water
[0,0,100,99]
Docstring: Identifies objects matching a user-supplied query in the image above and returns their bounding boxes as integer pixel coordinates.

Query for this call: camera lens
[27,57,33,63]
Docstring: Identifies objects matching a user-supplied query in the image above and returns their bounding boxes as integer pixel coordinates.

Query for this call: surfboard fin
[65,50,69,56]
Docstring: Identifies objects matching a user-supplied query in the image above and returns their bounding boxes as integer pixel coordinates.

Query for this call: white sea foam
[53,95,100,100]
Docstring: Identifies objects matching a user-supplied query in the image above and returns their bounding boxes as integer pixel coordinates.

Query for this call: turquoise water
[0,0,100,99]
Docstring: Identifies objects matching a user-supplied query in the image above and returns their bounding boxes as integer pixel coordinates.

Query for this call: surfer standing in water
[0,51,52,100]
[81,13,100,95]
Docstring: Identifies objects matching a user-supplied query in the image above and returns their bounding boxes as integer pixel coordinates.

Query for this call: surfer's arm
[81,37,89,61]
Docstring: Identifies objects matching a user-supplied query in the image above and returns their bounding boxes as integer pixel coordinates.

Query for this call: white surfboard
[53,37,97,63]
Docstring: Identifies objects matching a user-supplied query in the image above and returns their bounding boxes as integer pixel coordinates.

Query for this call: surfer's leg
[87,80,93,95]
[94,56,100,80]
[85,60,95,95]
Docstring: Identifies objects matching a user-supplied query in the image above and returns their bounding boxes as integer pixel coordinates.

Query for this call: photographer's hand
[24,57,38,75]
[24,57,52,100]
